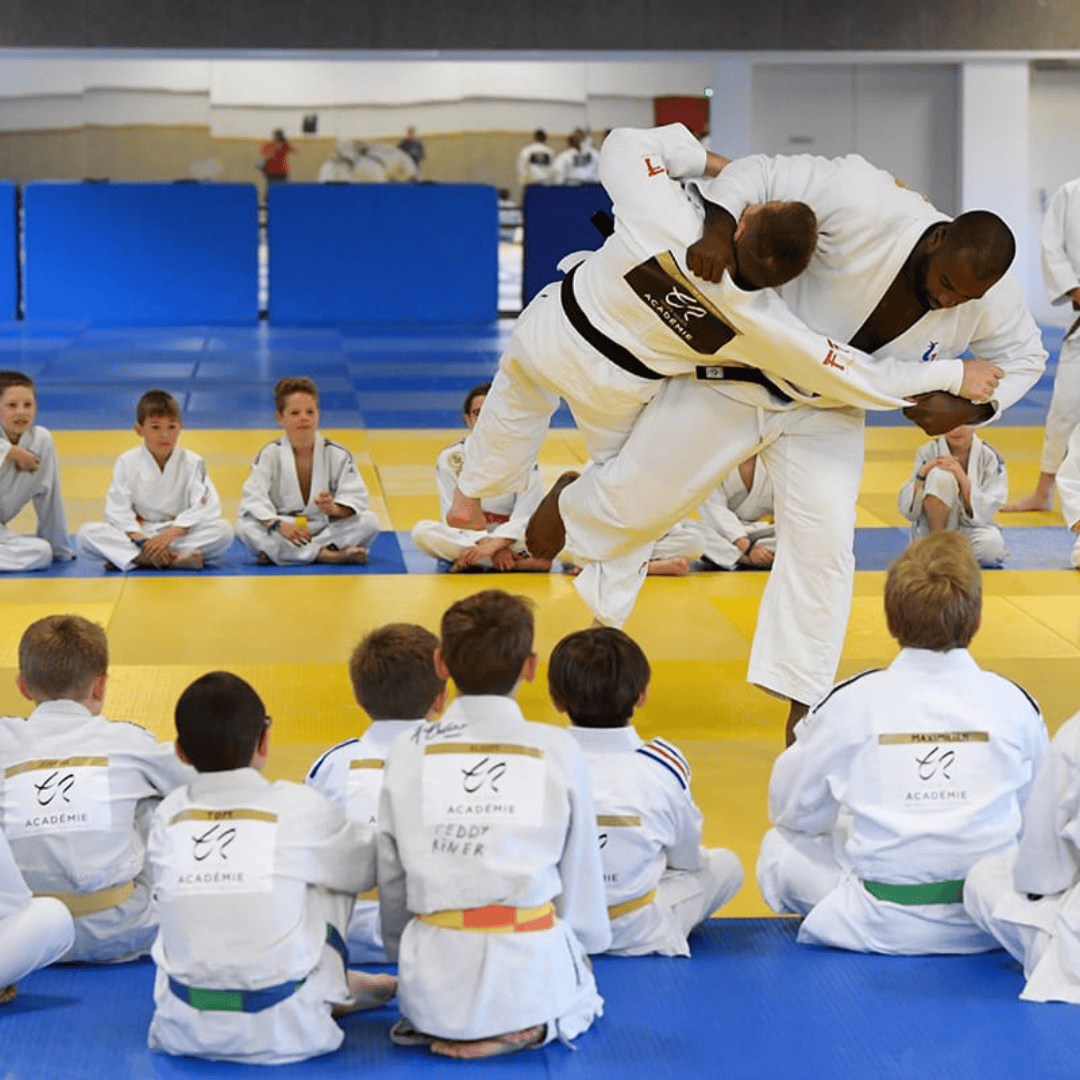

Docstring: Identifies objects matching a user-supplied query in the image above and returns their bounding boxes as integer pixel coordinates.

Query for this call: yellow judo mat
[0,424,1076,918]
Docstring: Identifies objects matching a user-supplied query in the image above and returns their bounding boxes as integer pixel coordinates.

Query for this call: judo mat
[4,918,1077,1080]
[1,318,1079,1077]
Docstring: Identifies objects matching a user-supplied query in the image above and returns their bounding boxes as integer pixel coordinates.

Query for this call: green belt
[863,879,964,906]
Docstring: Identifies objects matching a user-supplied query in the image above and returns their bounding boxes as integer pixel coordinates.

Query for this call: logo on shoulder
[921,341,939,363]
[644,156,666,178]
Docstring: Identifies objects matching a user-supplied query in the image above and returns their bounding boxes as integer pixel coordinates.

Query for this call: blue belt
[168,923,348,1013]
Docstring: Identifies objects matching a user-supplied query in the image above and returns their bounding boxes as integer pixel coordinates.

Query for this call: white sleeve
[289,789,376,897]
[102,454,142,534]
[897,443,936,521]
[328,446,370,516]
[174,454,224,530]
[0,827,31,920]
[1041,184,1080,306]
[664,788,706,872]
[1058,426,1080,529]
[966,443,1008,524]
[697,481,751,546]
[489,464,546,542]
[434,445,460,520]
[375,779,409,962]
[238,443,282,522]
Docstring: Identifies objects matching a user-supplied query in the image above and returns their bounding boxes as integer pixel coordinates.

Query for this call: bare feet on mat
[315,546,368,565]
[646,556,690,577]
[430,1023,546,1059]
[447,486,487,530]
[505,554,553,573]
[525,471,579,560]
[1002,492,1053,513]
[170,551,204,571]
[332,971,397,1015]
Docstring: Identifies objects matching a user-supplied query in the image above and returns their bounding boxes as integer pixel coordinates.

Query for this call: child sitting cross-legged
[549,626,743,955]
[146,671,395,1065]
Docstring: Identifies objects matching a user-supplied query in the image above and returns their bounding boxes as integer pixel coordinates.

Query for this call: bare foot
[0,984,15,1005]
[525,471,579,560]
[430,1023,546,1059]
[332,970,397,1015]
[1002,492,1054,513]
[170,551,204,571]
[315,546,368,565]
[134,549,175,569]
[447,487,487,530]
[499,554,552,573]
[646,556,690,576]
[256,552,274,566]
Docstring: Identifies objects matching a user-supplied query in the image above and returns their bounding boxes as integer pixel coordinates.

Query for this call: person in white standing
[377,590,610,1060]
[527,150,1043,742]
[0,615,193,962]
[78,389,233,571]
[0,370,74,571]
[898,424,1007,568]
[306,623,447,964]
[517,129,556,188]
[147,671,395,1065]
[757,531,1047,954]
[553,129,601,185]
[236,376,379,566]
[549,626,743,956]
[1004,176,1080,513]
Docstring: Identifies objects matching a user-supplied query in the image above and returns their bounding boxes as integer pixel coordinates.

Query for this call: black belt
[560,265,664,381]
[694,364,793,404]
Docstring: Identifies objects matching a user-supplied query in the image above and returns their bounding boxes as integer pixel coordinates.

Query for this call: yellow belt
[357,887,379,901]
[38,879,136,918]
[417,902,555,932]
[608,889,657,920]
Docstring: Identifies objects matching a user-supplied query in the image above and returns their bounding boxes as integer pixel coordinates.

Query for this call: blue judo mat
[2,919,1075,1080]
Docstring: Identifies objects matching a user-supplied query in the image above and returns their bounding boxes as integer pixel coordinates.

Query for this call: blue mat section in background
[4,919,1078,1080]
[268,184,499,325]
[22,183,259,326]
[0,181,15,321]
[522,183,613,304]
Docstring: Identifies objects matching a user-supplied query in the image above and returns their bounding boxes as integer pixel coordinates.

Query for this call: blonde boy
[236,376,379,565]
[78,389,233,571]
[0,615,193,962]
[549,626,743,956]
[0,370,74,571]
[306,623,447,962]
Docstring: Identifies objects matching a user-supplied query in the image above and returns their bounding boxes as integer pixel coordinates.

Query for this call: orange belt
[417,902,555,933]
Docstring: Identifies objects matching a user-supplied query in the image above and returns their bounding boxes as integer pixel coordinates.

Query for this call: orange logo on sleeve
[644,156,666,177]
[822,340,846,371]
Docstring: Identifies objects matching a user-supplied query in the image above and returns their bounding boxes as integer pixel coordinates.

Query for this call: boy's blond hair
[884,531,982,651]
[19,614,108,700]
[0,370,35,396]
[136,388,181,424]
[440,589,534,696]
[274,376,319,413]
[349,623,444,719]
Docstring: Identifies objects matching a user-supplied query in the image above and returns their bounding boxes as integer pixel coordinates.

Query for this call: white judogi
[758,648,1047,954]
[0,699,193,962]
[461,126,912,515]
[1054,425,1080,567]
[964,712,1080,1002]
[0,826,73,989]
[897,434,1007,567]
[566,725,742,956]
[517,140,555,186]
[367,143,418,183]
[235,433,379,565]
[305,719,421,963]
[1038,178,1080,474]
[77,444,233,571]
[0,424,74,571]
[559,150,1045,702]
[147,769,375,1064]
[554,143,600,185]
[377,696,610,1045]
[698,461,775,570]
[411,437,546,565]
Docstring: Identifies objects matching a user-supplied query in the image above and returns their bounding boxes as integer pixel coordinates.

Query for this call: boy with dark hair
[78,388,233,571]
[411,382,552,573]
[758,531,1048,954]
[307,623,447,962]
[0,614,192,962]
[0,370,74,571]
[549,626,742,955]
[377,589,609,1059]
[147,671,394,1064]
[236,376,379,565]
